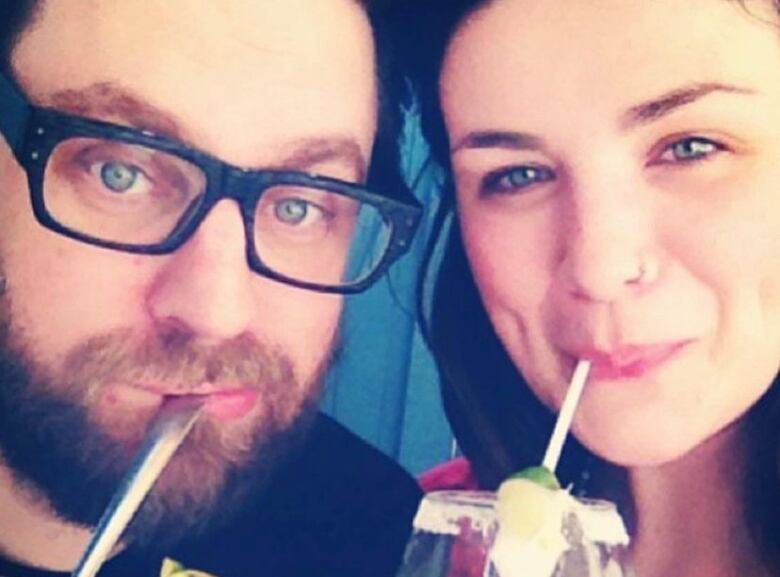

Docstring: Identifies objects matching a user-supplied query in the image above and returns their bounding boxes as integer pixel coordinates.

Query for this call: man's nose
[561,183,660,304]
[145,200,256,342]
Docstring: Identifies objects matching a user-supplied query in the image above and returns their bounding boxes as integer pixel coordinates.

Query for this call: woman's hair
[401,0,780,566]
[402,0,624,489]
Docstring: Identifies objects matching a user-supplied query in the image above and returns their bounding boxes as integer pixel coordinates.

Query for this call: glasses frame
[0,73,422,294]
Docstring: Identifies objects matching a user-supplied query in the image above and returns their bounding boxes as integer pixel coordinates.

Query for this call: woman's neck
[628,423,769,577]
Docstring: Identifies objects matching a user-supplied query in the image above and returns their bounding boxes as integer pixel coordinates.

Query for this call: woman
[402,1,780,575]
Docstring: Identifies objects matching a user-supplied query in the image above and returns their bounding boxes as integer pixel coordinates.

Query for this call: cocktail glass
[396,489,631,577]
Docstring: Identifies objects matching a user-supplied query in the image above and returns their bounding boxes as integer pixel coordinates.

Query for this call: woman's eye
[480,165,555,195]
[658,137,723,163]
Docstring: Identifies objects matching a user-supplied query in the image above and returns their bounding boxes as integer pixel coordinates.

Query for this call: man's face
[0,0,377,543]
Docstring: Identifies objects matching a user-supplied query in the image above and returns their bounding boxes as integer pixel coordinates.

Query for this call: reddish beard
[0,313,334,549]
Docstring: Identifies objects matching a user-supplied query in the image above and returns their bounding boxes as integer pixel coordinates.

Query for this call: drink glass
[396,490,632,577]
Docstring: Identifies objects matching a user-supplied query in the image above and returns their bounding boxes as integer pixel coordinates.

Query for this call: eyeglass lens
[42,137,391,287]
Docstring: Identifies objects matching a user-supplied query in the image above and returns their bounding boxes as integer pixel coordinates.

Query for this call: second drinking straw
[541,359,592,473]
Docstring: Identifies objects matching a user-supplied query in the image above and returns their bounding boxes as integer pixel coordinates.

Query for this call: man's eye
[480,165,555,196]
[96,161,145,193]
[274,198,324,226]
[658,137,723,163]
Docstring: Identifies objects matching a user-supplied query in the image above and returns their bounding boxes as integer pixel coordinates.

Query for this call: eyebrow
[450,82,757,157]
[619,82,755,130]
[48,82,186,141]
[47,83,367,178]
[279,138,367,181]
[451,130,545,154]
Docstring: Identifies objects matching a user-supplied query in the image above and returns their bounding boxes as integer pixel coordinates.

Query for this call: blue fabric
[321,108,454,475]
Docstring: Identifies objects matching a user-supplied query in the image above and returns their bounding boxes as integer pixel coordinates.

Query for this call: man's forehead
[45,82,368,175]
[13,0,377,172]
[18,0,376,76]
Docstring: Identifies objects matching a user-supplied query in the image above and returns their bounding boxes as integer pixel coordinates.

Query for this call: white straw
[541,359,592,472]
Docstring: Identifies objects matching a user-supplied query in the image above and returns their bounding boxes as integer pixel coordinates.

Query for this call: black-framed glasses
[0,73,421,294]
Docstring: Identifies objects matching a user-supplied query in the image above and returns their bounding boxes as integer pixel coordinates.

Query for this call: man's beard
[0,283,330,551]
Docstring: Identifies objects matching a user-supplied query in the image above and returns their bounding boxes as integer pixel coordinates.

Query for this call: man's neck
[0,460,94,572]
[628,423,770,577]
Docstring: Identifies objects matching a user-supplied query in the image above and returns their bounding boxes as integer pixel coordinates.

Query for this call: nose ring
[629,259,655,284]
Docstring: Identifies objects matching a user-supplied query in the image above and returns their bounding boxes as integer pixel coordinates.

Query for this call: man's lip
[568,340,694,380]
[107,384,260,420]
[140,384,236,396]
[191,389,260,420]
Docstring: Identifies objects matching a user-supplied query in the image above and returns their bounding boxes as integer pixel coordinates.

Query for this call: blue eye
[274,198,323,226]
[661,137,722,163]
[100,161,141,192]
[481,165,555,195]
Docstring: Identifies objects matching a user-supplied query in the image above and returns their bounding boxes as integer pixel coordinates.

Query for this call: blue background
[322,108,454,475]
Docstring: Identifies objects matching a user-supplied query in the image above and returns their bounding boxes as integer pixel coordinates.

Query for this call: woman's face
[442,0,780,466]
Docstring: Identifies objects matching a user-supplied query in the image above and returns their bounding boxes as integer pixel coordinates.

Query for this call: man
[0,1,423,576]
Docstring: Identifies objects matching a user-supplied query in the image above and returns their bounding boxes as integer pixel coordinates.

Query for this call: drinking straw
[541,359,592,472]
[71,397,204,577]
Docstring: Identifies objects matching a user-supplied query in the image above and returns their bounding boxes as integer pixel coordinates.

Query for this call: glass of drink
[396,486,631,577]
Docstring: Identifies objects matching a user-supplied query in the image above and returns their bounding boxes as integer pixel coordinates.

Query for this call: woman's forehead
[441,0,780,134]
[446,0,780,69]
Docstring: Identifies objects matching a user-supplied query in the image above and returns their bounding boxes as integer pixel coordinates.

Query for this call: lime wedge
[160,559,184,577]
[159,558,218,577]
[493,474,572,576]
[496,478,553,540]
[508,465,561,490]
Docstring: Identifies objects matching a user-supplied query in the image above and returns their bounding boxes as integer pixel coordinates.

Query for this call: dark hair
[399,0,780,567]
[397,0,613,489]
[358,0,410,203]
[388,0,481,181]
[0,0,409,205]
[0,0,39,76]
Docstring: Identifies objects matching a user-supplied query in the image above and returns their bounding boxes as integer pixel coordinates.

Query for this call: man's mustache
[59,329,295,396]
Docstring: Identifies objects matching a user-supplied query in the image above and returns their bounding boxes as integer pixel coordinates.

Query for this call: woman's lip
[572,340,693,380]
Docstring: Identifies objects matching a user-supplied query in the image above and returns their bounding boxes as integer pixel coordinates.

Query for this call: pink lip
[194,389,260,420]
[105,384,260,420]
[573,341,692,380]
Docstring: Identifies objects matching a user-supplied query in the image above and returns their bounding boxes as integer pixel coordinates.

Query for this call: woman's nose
[144,199,257,342]
[561,185,660,304]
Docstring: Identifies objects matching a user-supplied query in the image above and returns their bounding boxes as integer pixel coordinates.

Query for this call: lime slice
[160,558,184,577]
[496,467,566,542]
[496,478,553,540]
[492,475,572,576]
[159,558,218,577]
[508,465,561,491]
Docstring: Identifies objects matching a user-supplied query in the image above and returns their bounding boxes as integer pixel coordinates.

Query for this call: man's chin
[0,304,336,551]
[120,403,319,551]
[0,353,322,552]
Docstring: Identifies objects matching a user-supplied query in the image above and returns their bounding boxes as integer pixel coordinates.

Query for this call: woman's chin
[573,405,747,471]
[571,409,712,469]
[578,432,697,469]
